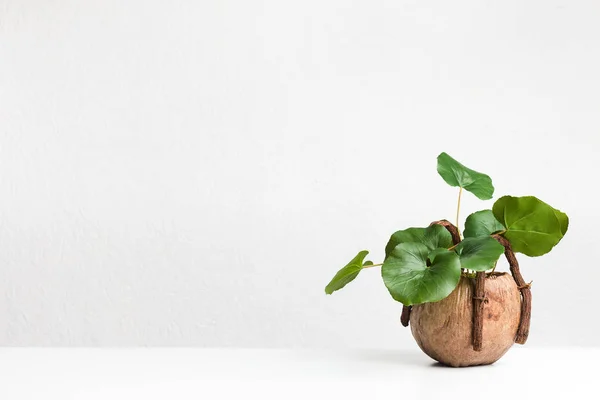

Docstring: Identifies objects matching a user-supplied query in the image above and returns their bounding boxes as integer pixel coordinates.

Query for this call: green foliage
[437,152,494,200]
[493,196,568,257]
[385,224,453,258]
[382,243,461,305]
[454,236,505,271]
[325,250,370,294]
[463,209,505,238]
[325,152,569,308]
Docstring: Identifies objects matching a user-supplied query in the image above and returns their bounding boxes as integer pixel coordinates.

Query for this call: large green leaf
[384,224,453,258]
[436,152,494,200]
[454,236,505,271]
[382,243,461,305]
[492,196,568,257]
[325,250,370,294]
[464,209,505,238]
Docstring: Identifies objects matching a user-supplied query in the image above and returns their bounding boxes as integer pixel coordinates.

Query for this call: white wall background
[0,0,599,347]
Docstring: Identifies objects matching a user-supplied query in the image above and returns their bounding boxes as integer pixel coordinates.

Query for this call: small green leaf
[436,152,494,200]
[363,260,374,266]
[492,196,567,257]
[464,209,505,238]
[325,250,369,294]
[385,224,453,259]
[382,243,461,305]
[454,236,505,271]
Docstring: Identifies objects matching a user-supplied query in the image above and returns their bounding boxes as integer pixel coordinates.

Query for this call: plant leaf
[492,196,567,257]
[385,224,453,259]
[436,152,494,200]
[463,209,505,238]
[553,208,569,236]
[454,236,505,271]
[325,250,369,294]
[382,243,461,305]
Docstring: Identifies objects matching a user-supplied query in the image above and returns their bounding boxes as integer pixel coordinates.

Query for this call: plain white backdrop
[0,0,598,347]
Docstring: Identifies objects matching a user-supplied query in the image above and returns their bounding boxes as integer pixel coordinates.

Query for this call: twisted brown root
[492,234,531,344]
[472,271,486,351]
[400,305,412,327]
[430,219,461,245]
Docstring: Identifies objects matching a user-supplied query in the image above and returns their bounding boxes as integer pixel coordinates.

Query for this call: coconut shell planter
[325,153,568,367]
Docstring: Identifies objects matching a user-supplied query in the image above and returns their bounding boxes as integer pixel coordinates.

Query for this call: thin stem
[455,187,463,238]
[363,263,382,269]
[490,261,498,274]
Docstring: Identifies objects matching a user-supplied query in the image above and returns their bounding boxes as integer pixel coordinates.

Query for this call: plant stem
[455,187,463,238]
[363,263,382,269]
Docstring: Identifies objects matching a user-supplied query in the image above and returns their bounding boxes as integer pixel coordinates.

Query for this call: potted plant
[325,152,568,367]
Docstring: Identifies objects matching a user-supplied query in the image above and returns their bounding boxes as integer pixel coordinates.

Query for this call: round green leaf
[454,236,505,271]
[492,196,567,257]
[464,209,505,238]
[382,243,461,305]
[325,250,369,295]
[437,152,494,200]
[384,224,453,259]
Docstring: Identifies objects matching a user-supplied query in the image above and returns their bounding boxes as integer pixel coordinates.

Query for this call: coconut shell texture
[410,273,521,367]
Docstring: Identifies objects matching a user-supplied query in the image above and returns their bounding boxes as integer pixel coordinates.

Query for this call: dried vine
[472,271,486,351]
[400,305,412,327]
[492,234,531,344]
[430,219,461,245]
[400,307,412,327]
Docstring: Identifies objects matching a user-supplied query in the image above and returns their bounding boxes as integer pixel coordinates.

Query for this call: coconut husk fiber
[409,273,521,367]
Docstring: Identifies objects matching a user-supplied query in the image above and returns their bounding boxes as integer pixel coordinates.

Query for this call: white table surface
[0,348,595,399]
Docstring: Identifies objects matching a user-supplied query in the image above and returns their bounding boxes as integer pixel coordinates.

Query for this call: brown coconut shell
[410,273,521,367]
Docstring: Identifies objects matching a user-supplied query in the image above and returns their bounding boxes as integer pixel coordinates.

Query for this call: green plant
[324,152,568,307]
